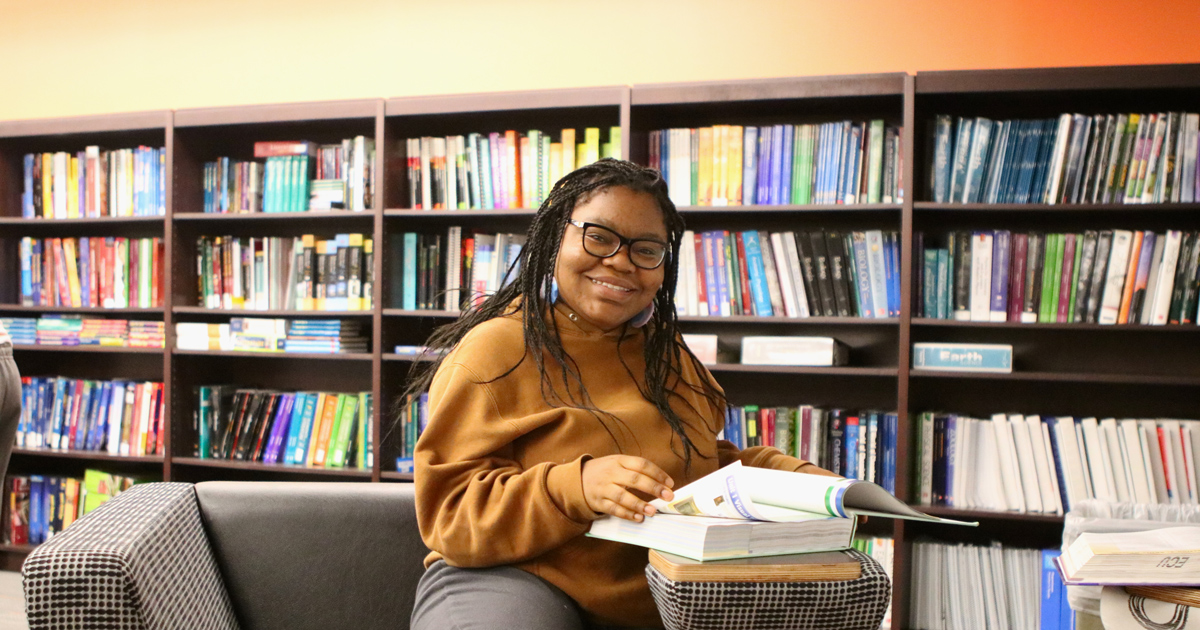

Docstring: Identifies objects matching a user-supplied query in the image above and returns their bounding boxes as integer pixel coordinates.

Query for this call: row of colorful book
[914,412,1200,515]
[853,537,895,630]
[393,393,428,472]
[930,112,1200,205]
[195,234,374,311]
[403,127,620,210]
[650,121,904,207]
[1,316,164,348]
[917,229,1200,325]
[193,387,373,469]
[21,147,167,219]
[4,471,140,546]
[721,405,899,493]
[676,229,901,318]
[911,542,1074,630]
[398,229,524,312]
[175,318,367,353]
[201,138,375,213]
[18,236,164,308]
[18,377,165,455]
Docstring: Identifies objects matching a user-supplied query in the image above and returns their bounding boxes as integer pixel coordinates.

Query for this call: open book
[588,462,974,561]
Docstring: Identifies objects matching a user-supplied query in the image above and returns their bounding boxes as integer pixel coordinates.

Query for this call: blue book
[29,476,45,545]
[864,230,889,318]
[883,412,899,493]
[741,231,773,316]
[990,230,1012,321]
[944,414,958,506]
[850,232,875,318]
[50,379,68,450]
[913,342,1013,372]
[23,154,34,218]
[79,238,91,307]
[1031,120,1059,202]
[757,126,772,205]
[780,125,795,205]
[769,124,785,204]
[996,121,1023,203]
[282,393,309,465]
[881,232,897,317]
[93,382,113,452]
[72,382,93,450]
[1044,416,1074,513]
[835,123,852,203]
[963,118,993,203]
[1041,549,1064,630]
[402,232,418,310]
[820,123,834,204]
[949,117,975,202]
[710,232,731,316]
[932,116,954,203]
[701,232,721,316]
[291,393,320,465]
[843,415,859,480]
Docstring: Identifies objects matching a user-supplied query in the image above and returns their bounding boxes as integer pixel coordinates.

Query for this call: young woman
[406,159,835,630]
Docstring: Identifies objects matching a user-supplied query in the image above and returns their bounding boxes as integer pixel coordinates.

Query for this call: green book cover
[609,126,622,160]
[944,233,956,319]
[1042,234,1063,323]
[924,249,940,318]
[267,157,281,212]
[322,394,347,467]
[1037,234,1056,322]
[406,397,419,457]
[355,392,368,469]
[867,120,885,204]
[791,126,805,204]
[723,232,742,314]
[329,394,358,469]
[198,386,211,459]
[1066,234,1084,320]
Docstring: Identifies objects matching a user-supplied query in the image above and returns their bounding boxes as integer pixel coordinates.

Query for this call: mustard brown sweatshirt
[414,304,828,627]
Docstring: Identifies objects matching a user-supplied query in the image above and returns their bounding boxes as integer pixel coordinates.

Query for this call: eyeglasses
[567,220,669,270]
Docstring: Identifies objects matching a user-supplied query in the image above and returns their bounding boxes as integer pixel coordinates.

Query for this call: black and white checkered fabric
[647,549,890,630]
[22,482,240,630]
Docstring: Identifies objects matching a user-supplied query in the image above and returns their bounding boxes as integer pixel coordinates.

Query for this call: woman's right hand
[581,455,675,522]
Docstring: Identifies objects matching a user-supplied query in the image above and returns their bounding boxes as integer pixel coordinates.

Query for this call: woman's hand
[581,455,675,522]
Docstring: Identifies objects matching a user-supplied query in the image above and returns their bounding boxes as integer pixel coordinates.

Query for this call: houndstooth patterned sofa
[22,482,889,630]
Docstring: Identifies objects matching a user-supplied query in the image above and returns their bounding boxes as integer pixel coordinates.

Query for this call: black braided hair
[396,158,726,469]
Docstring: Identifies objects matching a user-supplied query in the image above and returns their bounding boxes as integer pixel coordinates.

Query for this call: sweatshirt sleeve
[414,361,597,568]
[716,440,840,477]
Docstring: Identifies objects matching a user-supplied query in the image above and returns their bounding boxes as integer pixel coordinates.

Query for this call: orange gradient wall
[2,0,1199,121]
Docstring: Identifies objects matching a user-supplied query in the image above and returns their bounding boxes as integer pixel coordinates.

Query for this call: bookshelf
[2,64,1198,628]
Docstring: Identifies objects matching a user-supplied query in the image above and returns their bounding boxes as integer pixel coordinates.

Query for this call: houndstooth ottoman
[647,549,890,630]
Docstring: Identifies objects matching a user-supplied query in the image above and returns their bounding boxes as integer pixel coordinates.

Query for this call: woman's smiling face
[553,186,668,332]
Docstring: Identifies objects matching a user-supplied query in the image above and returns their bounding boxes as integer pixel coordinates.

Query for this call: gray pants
[411,560,659,630]
[0,345,19,477]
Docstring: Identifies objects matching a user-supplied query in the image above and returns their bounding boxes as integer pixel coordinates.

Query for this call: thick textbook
[912,342,1013,373]
[587,461,971,561]
[648,549,861,583]
[1061,527,1200,586]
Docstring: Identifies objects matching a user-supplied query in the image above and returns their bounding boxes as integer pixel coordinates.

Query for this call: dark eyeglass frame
[566,219,669,270]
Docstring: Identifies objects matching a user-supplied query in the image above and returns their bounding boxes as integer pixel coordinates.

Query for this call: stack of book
[201,138,374,213]
[403,127,619,210]
[127,321,165,348]
[18,377,165,455]
[196,233,373,311]
[35,317,83,345]
[650,121,904,207]
[5,471,139,545]
[723,405,898,493]
[394,393,428,473]
[19,236,164,308]
[917,229,1200,325]
[910,542,1072,630]
[915,412,1200,514]
[398,229,525,311]
[676,229,901,318]
[21,146,167,218]
[283,319,368,354]
[929,112,1200,205]
[77,319,127,346]
[0,318,37,345]
[193,387,373,470]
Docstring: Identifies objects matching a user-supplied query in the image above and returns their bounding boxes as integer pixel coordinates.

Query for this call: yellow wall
[3,0,1199,121]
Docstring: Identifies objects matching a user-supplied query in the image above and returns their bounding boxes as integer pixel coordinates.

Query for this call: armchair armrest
[22,482,240,630]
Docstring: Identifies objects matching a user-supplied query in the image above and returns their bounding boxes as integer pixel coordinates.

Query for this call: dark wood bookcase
[2,65,1198,625]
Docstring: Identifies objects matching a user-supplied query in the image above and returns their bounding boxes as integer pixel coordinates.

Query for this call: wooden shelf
[11,344,163,354]
[381,471,415,482]
[173,307,373,318]
[0,216,165,226]
[916,505,1065,524]
[174,99,380,127]
[11,448,163,464]
[913,201,1200,213]
[677,204,901,214]
[385,208,536,218]
[387,87,626,116]
[631,74,907,105]
[680,315,897,325]
[909,369,1200,386]
[382,309,458,318]
[172,349,372,360]
[0,544,37,555]
[171,457,372,478]
[912,318,1200,332]
[0,110,171,138]
[0,305,163,315]
[707,364,897,377]
[174,211,375,222]
[383,353,434,362]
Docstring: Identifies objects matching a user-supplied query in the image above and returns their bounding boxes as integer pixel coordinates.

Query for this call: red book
[129,239,140,308]
[154,384,165,455]
[1008,233,1029,322]
[734,232,754,315]
[8,477,29,545]
[1056,234,1077,323]
[152,238,163,307]
[763,408,776,448]
[87,238,99,307]
[102,237,114,307]
[505,130,521,209]
[253,141,316,158]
